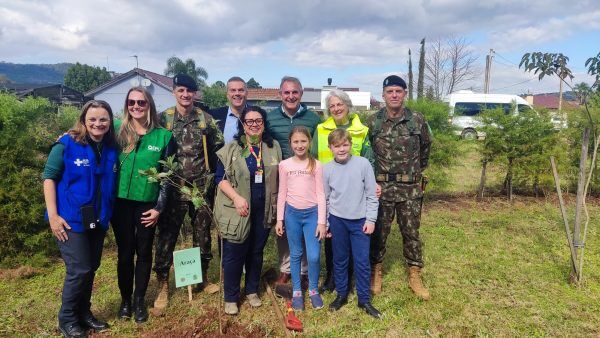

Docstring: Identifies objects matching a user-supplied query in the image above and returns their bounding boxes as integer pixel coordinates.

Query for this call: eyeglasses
[244,118,264,126]
[127,99,147,107]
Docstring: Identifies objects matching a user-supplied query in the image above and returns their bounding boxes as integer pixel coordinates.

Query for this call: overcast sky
[1,0,599,98]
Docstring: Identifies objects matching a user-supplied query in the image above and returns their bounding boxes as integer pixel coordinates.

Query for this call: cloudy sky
[1,0,599,98]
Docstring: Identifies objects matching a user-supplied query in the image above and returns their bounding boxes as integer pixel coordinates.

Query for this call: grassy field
[1,143,599,337]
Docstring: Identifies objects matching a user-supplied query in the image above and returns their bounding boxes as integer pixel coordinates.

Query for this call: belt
[376,173,421,183]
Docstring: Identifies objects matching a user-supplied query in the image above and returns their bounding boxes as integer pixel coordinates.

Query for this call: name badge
[254,169,263,183]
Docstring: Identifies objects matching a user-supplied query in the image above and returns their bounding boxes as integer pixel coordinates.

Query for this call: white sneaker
[246,293,262,308]
[224,302,238,315]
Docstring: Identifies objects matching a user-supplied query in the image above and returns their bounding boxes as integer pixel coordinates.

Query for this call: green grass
[2,144,600,337]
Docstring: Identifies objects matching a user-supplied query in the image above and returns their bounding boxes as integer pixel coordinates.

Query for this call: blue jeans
[329,214,371,304]
[285,204,321,293]
[56,229,106,326]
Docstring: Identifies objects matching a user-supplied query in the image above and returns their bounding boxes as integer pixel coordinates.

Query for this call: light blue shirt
[223,107,241,143]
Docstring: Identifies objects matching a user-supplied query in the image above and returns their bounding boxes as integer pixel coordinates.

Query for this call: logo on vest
[148,145,161,152]
[74,158,90,167]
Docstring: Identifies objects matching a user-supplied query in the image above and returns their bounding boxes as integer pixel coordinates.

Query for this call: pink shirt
[277,157,326,224]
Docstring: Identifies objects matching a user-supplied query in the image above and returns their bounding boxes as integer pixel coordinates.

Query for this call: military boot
[370,263,382,295]
[408,266,431,300]
[153,278,169,310]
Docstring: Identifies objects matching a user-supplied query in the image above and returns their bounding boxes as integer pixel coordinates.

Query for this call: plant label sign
[173,247,203,288]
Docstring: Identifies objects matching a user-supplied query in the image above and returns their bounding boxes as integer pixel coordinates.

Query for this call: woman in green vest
[311,89,374,293]
[112,87,176,323]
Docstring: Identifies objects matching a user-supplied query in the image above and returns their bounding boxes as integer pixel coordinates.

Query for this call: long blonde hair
[288,125,316,174]
[118,87,160,153]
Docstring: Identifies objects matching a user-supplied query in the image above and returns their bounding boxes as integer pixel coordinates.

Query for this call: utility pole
[483,49,494,93]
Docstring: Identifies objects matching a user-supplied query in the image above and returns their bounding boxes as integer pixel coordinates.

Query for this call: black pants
[222,198,270,302]
[57,228,106,326]
[112,198,157,300]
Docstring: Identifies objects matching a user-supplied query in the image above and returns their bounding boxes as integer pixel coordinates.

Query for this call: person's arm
[420,119,432,169]
[310,129,319,158]
[142,136,177,227]
[44,178,71,242]
[363,160,379,234]
[314,163,327,240]
[360,134,376,171]
[207,115,224,173]
[275,162,288,236]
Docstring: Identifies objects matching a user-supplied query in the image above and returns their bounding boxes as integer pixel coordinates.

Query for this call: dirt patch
[141,308,266,338]
[0,266,39,280]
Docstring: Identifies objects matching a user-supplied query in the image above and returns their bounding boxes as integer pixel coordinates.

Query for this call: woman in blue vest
[112,87,176,323]
[311,89,375,293]
[43,100,118,338]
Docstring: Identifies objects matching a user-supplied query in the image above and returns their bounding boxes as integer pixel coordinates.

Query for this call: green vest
[316,114,369,163]
[214,140,282,243]
[117,127,173,202]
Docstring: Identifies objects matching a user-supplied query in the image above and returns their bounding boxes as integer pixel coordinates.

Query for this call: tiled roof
[85,68,173,96]
[247,88,280,100]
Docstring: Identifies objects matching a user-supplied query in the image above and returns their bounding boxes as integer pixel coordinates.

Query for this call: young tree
[417,38,425,99]
[247,77,261,89]
[63,63,111,93]
[408,49,414,100]
[164,56,208,88]
[425,37,478,100]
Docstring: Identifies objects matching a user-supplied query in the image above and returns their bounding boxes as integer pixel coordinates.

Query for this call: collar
[384,107,410,122]
[174,107,199,122]
[228,105,245,118]
[281,104,306,118]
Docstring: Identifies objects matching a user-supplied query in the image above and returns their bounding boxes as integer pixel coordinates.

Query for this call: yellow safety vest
[316,114,369,164]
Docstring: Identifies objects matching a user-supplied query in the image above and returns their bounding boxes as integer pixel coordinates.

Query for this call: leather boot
[153,278,169,310]
[371,263,382,295]
[320,273,335,293]
[408,266,431,300]
[117,298,132,319]
[133,297,148,323]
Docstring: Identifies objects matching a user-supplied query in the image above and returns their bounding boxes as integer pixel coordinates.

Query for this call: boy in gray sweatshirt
[323,129,381,318]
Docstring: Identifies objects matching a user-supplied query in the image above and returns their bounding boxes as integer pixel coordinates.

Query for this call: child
[323,129,381,318]
[276,126,327,310]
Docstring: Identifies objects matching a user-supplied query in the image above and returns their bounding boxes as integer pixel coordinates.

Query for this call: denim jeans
[284,204,321,293]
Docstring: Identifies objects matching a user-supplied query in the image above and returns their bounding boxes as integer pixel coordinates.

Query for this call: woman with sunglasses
[214,106,281,315]
[112,87,176,323]
[43,100,118,337]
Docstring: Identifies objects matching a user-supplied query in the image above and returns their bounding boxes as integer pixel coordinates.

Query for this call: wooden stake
[550,156,579,279]
[188,285,193,302]
[478,159,487,199]
[264,274,292,338]
[574,128,590,252]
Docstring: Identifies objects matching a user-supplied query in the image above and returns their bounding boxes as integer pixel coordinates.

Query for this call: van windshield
[454,102,512,116]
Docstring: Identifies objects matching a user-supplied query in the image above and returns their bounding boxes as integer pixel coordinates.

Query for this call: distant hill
[0,62,73,84]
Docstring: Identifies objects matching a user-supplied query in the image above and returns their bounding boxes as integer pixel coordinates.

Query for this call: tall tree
[417,38,425,99]
[202,82,227,109]
[0,74,12,85]
[408,49,414,100]
[164,56,208,88]
[425,37,478,100]
[247,77,262,89]
[573,82,592,104]
[63,63,112,93]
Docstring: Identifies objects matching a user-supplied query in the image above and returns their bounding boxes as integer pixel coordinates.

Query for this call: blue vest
[51,135,118,232]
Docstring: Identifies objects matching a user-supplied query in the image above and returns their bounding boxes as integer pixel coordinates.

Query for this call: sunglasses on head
[127,99,147,107]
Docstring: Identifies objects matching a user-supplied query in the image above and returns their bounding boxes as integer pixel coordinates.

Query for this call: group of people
[43,73,431,338]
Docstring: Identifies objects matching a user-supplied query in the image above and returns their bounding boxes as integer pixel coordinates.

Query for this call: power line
[494,52,520,67]
[490,78,535,92]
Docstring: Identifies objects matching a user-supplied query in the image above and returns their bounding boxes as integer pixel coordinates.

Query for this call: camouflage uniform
[366,107,431,267]
[153,106,224,280]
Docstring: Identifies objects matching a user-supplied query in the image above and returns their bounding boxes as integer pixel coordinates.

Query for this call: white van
[444,90,532,139]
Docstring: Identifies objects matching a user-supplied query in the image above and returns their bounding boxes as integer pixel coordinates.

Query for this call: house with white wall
[85,68,174,116]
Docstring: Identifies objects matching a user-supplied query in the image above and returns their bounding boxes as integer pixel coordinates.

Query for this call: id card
[254,170,263,183]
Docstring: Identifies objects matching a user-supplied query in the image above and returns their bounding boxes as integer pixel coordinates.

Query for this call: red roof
[247,88,280,100]
[532,94,578,109]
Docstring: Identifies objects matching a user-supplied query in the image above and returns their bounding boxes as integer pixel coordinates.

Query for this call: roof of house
[85,68,173,96]
[532,94,578,109]
[247,88,280,101]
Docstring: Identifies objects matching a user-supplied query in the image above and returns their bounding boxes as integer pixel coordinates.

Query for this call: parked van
[444,90,532,139]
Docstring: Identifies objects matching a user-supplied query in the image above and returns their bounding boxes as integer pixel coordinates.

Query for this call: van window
[455,102,485,116]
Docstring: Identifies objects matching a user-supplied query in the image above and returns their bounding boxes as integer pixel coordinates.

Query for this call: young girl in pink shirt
[276,126,327,310]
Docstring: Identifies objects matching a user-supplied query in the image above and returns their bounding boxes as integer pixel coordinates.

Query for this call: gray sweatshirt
[323,155,379,223]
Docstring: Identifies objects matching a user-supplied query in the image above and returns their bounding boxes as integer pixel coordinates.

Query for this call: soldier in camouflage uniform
[153,74,224,310]
[365,75,432,300]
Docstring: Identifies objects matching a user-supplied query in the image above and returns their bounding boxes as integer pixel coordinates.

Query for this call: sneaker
[246,293,262,308]
[224,302,238,315]
[309,292,323,309]
[291,293,304,311]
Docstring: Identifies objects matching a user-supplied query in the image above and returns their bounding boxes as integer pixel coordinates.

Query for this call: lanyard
[248,141,262,169]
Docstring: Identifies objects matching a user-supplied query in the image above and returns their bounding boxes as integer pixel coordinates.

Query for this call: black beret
[173,73,198,91]
[382,75,407,89]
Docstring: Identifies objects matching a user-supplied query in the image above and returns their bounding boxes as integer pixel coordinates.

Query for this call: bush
[0,93,78,266]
